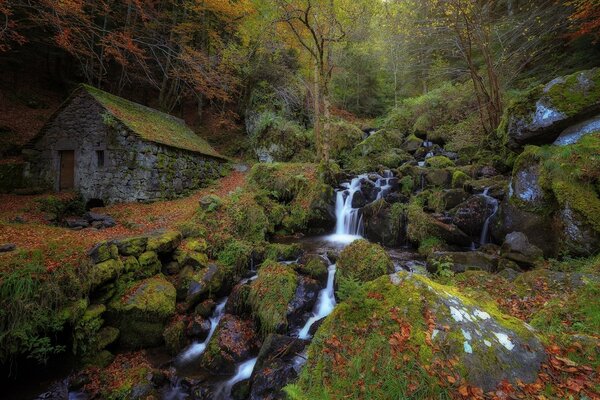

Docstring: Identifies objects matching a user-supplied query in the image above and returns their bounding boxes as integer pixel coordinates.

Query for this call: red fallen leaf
[469,386,484,397]
[458,385,469,397]
[565,378,584,393]
[447,375,456,384]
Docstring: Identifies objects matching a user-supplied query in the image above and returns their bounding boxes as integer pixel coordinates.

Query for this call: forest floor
[0,170,247,271]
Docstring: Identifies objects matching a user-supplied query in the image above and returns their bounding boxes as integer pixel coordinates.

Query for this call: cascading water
[329,171,395,243]
[178,298,227,363]
[479,188,499,246]
[213,357,259,399]
[297,264,337,339]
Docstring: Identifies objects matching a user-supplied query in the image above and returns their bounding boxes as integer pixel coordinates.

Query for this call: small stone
[0,243,16,253]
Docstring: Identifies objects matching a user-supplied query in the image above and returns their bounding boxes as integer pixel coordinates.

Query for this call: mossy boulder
[200,314,261,374]
[295,254,329,283]
[217,239,253,273]
[425,155,455,168]
[500,232,544,268]
[163,319,187,355]
[362,200,406,247]
[115,236,148,257]
[327,119,366,162]
[88,241,118,264]
[107,275,176,349]
[401,134,424,153]
[347,130,412,172]
[424,168,451,187]
[89,258,124,289]
[287,272,546,398]
[173,248,208,269]
[264,243,302,262]
[137,251,162,277]
[184,263,234,307]
[249,261,298,335]
[146,230,182,254]
[336,239,394,282]
[451,170,470,189]
[503,68,600,148]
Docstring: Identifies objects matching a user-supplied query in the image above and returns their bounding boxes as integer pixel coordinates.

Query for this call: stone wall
[25,90,225,203]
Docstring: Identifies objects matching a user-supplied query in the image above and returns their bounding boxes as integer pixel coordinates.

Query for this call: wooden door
[59,150,75,191]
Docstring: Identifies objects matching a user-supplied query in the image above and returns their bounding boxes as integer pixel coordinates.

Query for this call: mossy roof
[82,85,225,160]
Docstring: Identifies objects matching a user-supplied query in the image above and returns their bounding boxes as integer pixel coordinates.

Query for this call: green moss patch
[336,239,394,282]
[249,261,298,335]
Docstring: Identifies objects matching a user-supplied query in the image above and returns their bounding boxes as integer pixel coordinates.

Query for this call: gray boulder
[500,232,544,268]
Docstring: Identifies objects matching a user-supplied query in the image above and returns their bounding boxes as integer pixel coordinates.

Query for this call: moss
[288,273,451,399]
[88,241,119,264]
[115,236,148,257]
[107,275,176,348]
[249,261,298,336]
[346,130,411,172]
[264,243,302,262]
[451,170,469,189]
[163,319,186,355]
[295,256,329,282]
[146,231,182,253]
[90,259,124,289]
[418,237,446,256]
[544,68,600,117]
[336,239,394,282]
[217,239,253,274]
[425,156,455,168]
[137,251,162,276]
[83,84,225,159]
[399,175,414,195]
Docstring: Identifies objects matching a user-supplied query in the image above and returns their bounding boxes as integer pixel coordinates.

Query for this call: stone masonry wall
[25,90,225,203]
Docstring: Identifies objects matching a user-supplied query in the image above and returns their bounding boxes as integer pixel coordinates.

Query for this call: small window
[96,150,105,168]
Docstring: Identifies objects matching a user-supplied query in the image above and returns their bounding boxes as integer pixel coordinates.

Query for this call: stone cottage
[23,84,227,204]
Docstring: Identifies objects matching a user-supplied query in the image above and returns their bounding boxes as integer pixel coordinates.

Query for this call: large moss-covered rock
[146,231,182,254]
[115,236,148,257]
[137,251,162,277]
[336,239,394,282]
[249,261,298,335]
[503,68,600,148]
[200,314,261,375]
[288,272,546,398]
[89,258,124,289]
[347,130,412,172]
[88,241,118,264]
[184,264,234,307]
[107,275,176,349]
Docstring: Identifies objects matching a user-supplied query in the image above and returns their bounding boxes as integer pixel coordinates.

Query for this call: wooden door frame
[58,149,75,191]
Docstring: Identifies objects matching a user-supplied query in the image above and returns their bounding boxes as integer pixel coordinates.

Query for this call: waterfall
[297,264,337,339]
[213,357,259,399]
[334,177,364,238]
[177,298,228,363]
[479,188,499,246]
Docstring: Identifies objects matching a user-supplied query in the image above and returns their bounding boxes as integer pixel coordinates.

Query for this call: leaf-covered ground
[0,170,246,271]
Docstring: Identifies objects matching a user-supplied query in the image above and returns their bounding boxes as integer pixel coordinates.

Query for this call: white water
[214,357,259,399]
[479,188,499,246]
[178,298,227,362]
[328,172,394,243]
[298,264,337,339]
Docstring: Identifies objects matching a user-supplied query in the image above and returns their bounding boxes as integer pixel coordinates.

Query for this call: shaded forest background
[1,0,600,159]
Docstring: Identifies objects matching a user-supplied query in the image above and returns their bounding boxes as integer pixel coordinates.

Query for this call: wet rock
[350,190,366,208]
[195,299,216,318]
[511,163,549,208]
[187,315,211,340]
[250,335,308,400]
[225,283,252,316]
[428,251,498,274]
[200,314,261,375]
[185,264,234,307]
[401,134,423,153]
[500,232,544,268]
[451,195,496,237]
[0,243,16,253]
[306,184,336,234]
[287,276,320,332]
[362,199,405,247]
[164,319,187,355]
